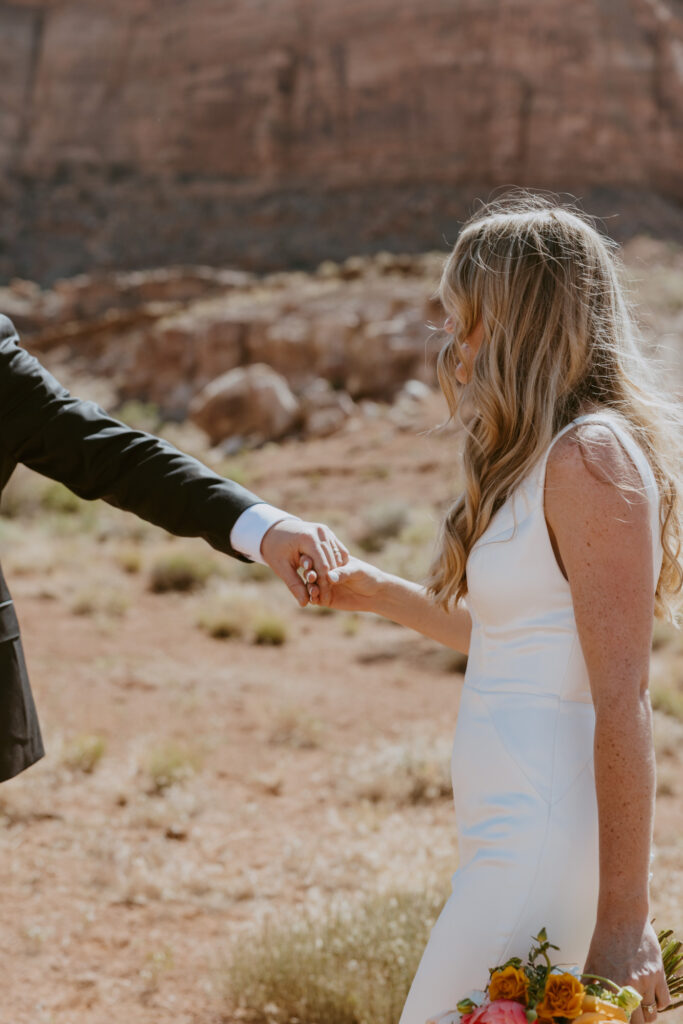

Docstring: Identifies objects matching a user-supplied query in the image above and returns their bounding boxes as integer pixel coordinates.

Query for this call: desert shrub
[149,552,218,593]
[268,704,324,749]
[356,502,410,554]
[221,883,451,1024]
[70,588,129,617]
[196,604,245,640]
[141,740,201,794]
[115,545,143,574]
[253,615,288,646]
[62,733,107,774]
[346,736,453,807]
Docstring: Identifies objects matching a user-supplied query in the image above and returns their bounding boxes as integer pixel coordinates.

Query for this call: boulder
[188,363,301,445]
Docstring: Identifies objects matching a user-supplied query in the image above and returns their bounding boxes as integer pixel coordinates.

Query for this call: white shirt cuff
[230,503,296,564]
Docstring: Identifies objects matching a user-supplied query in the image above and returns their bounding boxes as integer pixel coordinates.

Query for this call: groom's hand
[260,518,349,607]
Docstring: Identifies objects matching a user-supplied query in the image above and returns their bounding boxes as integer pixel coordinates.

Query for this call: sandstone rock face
[1,0,682,284]
[188,364,302,446]
[119,259,442,417]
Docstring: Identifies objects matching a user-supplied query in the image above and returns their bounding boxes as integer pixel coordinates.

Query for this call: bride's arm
[545,425,670,1016]
[302,556,472,655]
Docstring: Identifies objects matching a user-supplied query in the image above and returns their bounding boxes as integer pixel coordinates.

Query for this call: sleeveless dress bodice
[398,412,663,1024]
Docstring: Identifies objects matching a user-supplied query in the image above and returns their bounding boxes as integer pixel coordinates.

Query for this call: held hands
[299,553,386,612]
[260,517,350,607]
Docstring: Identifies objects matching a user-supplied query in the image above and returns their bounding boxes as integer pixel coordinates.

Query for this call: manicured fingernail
[329,570,339,582]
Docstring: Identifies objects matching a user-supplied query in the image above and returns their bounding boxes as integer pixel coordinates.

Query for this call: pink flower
[461,1000,528,1024]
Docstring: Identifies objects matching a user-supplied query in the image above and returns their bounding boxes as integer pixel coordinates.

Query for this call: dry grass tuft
[115,545,143,574]
[140,740,202,794]
[70,587,129,617]
[196,602,245,639]
[195,593,288,644]
[345,735,453,807]
[61,733,107,774]
[220,883,451,1024]
[149,552,219,593]
[253,614,288,646]
[268,703,325,749]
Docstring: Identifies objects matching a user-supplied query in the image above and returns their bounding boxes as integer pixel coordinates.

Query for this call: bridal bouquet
[427,926,683,1024]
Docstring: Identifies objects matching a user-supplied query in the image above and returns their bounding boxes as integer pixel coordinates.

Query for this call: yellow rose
[536,973,586,1020]
[489,965,529,1003]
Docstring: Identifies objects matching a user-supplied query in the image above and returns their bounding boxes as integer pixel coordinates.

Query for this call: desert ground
[0,244,681,1024]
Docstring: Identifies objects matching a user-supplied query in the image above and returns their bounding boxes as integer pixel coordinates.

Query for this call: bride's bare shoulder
[546,419,643,495]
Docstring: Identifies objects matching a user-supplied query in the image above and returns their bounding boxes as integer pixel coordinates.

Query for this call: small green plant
[141,740,201,794]
[149,552,218,593]
[62,733,107,774]
[253,615,287,646]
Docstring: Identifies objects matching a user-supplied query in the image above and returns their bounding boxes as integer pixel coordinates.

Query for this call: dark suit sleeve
[0,314,264,562]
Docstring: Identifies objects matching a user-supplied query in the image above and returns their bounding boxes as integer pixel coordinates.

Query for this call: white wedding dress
[398,412,664,1024]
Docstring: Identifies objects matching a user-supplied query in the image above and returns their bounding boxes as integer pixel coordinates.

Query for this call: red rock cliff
[1,0,682,283]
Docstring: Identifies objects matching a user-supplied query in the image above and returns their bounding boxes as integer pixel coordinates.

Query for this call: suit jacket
[0,313,264,783]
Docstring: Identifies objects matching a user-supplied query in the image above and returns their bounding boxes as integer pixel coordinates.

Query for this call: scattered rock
[188,363,301,445]
[300,378,357,437]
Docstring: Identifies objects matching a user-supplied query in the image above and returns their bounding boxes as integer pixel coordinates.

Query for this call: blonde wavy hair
[425,192,683,625]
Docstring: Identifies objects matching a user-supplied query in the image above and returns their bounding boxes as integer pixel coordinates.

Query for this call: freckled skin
[545,424,669,1020]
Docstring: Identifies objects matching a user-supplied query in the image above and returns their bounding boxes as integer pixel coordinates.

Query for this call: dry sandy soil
[0,363,681,1022]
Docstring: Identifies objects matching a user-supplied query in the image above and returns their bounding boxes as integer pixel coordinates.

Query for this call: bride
[302,194,681,1024]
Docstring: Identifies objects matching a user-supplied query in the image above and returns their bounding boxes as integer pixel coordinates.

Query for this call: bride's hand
[300,554,386,613]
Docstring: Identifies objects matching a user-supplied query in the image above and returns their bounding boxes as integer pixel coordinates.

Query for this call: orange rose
[536,973,586,1020]
[489,966,529,1004]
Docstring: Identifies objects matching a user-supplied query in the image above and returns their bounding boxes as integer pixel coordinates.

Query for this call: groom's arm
[0,314,271,562]
[0,315,349,600]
